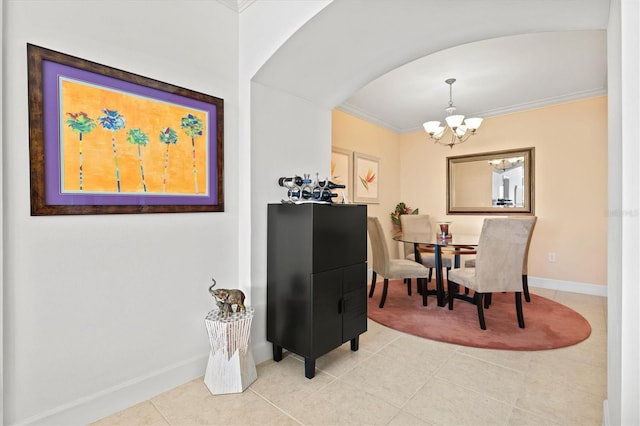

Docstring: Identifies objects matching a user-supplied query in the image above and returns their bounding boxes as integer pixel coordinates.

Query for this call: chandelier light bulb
[423,121,442,134]
[455,125,467,138]
[445,114,465,128]
[464,117,483,131]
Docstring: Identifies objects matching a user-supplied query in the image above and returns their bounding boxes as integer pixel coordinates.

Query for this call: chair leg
[447,280,456,310]
[428,268,433,283]
[406,278,412,296]
[515,291,525,328]
[475,293,487,330]
[379,278,389,308]
[484,293,492,308]
[522,274,531,303]
[421,278,428,306]
[368,272,377,298]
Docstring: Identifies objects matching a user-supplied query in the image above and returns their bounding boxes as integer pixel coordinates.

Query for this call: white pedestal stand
[203,307,257,395]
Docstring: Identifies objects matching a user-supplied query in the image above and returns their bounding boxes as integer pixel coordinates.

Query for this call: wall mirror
[447,147,535,214]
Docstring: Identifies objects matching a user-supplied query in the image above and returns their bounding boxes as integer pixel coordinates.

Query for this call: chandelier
[423,78,483,148]
[488,157,524,171]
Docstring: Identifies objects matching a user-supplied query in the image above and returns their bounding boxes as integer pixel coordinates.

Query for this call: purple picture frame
[27,44,224,215]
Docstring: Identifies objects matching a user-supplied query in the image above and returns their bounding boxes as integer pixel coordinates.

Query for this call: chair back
[474,217,536,293]
[400,214,431,257]
[367,216,391,276]
[508,215,537,274]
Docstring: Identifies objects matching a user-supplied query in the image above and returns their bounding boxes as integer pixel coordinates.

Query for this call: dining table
[395,233,479,307]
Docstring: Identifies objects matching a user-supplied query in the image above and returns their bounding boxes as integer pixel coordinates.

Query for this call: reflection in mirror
[490,157,524,207]
[447,148,534,214]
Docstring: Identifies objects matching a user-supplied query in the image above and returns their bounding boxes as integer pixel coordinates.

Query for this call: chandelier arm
[457,132,473,143]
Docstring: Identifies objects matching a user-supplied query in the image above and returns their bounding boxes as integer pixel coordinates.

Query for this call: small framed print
[331,147,352,203]
[353,152,379,204]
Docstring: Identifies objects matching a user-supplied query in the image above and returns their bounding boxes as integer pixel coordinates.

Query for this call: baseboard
[252,340,274,365]
[19,353,209,425]
[368,268,608,297]
[528,276,608,297]
[602,399,610,426]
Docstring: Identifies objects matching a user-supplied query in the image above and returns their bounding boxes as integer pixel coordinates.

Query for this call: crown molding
[473,88,608,119]
[339,88,608,134]
[336,102,403,134]
[217,0,256,13]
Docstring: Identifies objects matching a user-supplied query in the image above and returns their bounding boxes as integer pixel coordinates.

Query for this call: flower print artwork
[354,152,380,204]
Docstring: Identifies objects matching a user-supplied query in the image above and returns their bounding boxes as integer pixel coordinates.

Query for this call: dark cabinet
[267,203,367,378]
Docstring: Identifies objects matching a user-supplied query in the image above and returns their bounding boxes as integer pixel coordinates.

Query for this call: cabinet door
[342,263,367,340]
[312,205,367,272]
[310,268,343,358]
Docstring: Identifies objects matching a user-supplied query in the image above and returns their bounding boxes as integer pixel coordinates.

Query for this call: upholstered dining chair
[400,214,452,292]
[367,216,431,308]
[447,217,536,330]
[464,216,537,302]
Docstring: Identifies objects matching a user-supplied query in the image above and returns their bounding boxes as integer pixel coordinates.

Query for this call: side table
[203,307,257,395]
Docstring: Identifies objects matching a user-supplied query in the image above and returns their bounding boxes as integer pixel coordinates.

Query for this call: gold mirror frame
[447,147,535,215]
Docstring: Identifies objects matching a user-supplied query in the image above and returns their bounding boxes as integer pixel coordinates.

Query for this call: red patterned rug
[367,279,591,350]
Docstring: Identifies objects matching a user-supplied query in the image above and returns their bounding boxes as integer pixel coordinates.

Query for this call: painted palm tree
[126,128,149,192]
[65,111,96,190]
[180,113,203,193]
[159,127,178,192]
[98,108,126,192]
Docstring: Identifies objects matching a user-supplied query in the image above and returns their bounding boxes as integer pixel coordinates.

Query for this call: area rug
[367,280,591,350]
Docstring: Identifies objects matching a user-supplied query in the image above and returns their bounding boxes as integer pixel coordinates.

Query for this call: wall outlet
[548,252,557,263]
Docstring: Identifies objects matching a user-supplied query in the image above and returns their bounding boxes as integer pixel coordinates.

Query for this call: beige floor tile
[529,335,607,370]
[314,340,376,377]
[248,354,335,412]
[525,353,607,398]
[151,378,296,425]
[455,345,533,371]
[404,376,513,425]
[516,375,603,425]
[359,319,404,352]
[376,333,457,375]
[529,287,557,299]
[554,291,606,308]
[339,352,434,408]
[389,410,432,425]
[435,352,527,406]
[285,378,400,425]
[90,401,169,426]
[506,407,562,425]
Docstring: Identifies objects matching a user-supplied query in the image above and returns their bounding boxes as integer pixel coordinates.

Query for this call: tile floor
[92,287,607,425]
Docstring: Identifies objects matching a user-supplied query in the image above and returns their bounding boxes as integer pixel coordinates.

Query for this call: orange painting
[60,78,209,195]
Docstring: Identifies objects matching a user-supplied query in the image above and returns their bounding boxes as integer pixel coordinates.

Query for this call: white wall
[250,81,332,361]
[1,0,5,421]
[2,1,239,424]
[606,2,623,424]
[612,1,640,424]
[237,0,332,358]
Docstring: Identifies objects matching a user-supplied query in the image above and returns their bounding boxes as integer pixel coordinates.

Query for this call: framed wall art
[27,43,224,215]
[353,152,379,204]
[330,147,352,203]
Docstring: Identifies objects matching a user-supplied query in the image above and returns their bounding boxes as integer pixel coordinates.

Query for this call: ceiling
[338,30,607,133]
[251,0,610,135]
